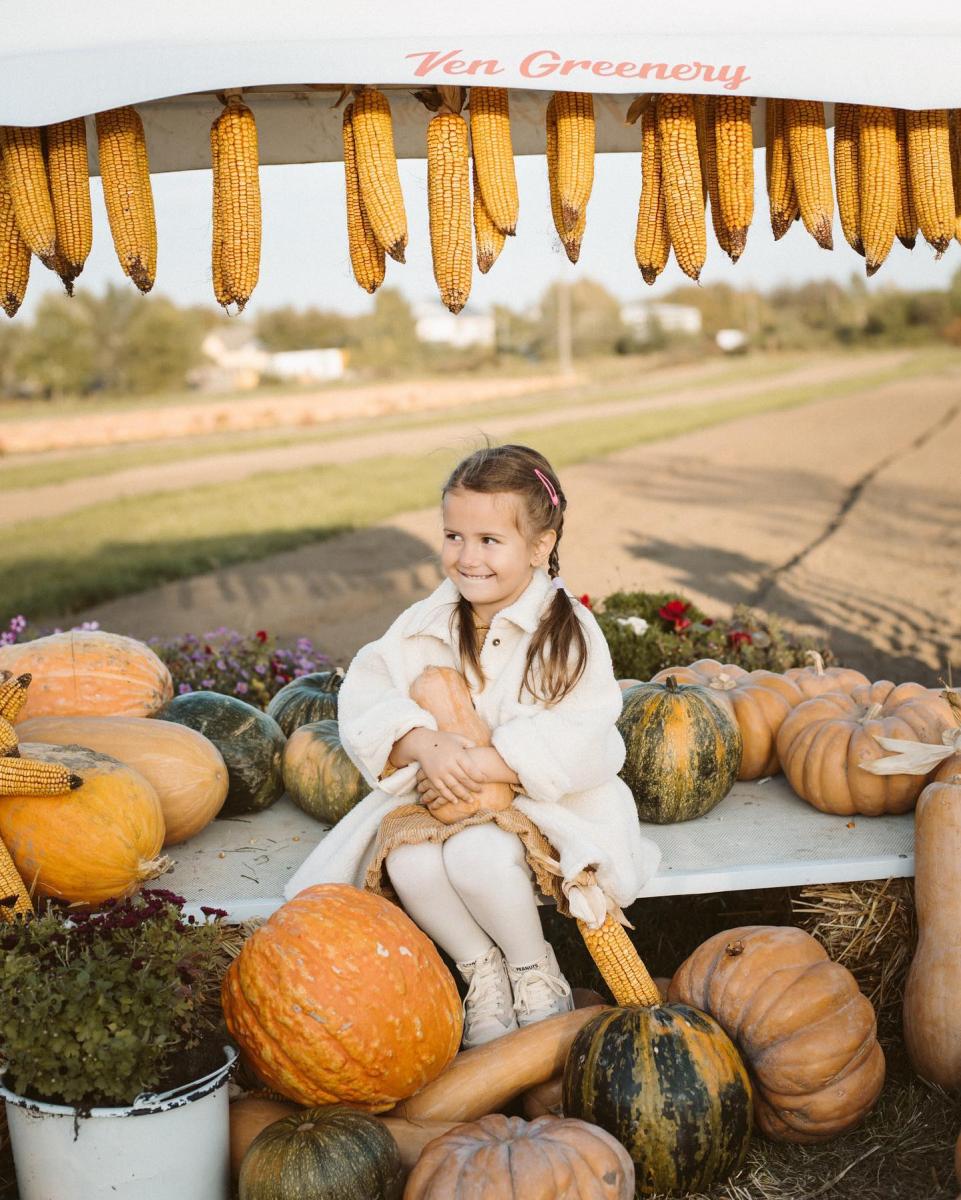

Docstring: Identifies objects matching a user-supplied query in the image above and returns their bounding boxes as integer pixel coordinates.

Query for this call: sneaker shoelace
[463,961,511,1026]
[511,966,572,1019]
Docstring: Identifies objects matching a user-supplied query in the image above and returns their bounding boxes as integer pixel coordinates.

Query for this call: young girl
[285,444,661,1047]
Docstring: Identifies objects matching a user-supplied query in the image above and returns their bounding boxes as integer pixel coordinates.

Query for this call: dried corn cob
[546,96,586,263]
[896,110,918,249]
[635,97,670,286]
[766,99,799,240]
[784,99,834,249]
[553,91,594,231]
[95,106,157,292]
[427,112,472,314]
[209,116,230,309]
[714,95,754,261]
[905,108,954,257]
[469,87,518,236]
[578,915,661,1007]
[951,110,961,246]
[834,103,863,256]
[0,754,82,796]
[0,165,30,318]
[702,98,739,261]
[0,836,32,920]
[45,117,93,287]
[473,159,506,274]
[0,673,31,723]
[858,105,898,277]
[0,125,57,266]
[0,718,18,757]
[352,88,408,263]
[692,97,710,210]
[657,93,706,282]
[342,103,385,294]
[210,97,261,312]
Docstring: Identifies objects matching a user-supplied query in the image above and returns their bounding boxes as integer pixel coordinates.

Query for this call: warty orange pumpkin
[222,883,462,1111]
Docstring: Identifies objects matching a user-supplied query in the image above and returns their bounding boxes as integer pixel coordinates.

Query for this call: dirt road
[71,357,961,685]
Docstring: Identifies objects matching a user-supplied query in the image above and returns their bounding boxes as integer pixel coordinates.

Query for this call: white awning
[2,0,960,173]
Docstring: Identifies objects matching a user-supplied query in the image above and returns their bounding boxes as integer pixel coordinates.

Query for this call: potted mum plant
[0,889,238,1200]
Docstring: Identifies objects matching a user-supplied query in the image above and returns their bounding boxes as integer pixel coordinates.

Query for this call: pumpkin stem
[804,650,826,676]
[578,916,662,1007]
[711,673,738,691]
[138,854,173,882]
[861,702,884,723]
[664,676,680,693]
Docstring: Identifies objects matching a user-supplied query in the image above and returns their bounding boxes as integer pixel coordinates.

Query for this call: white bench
[165,776,915,922]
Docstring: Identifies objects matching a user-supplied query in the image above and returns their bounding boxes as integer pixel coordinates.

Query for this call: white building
[414,301,496,348]
[191,329,346,391]
[265,348,347,384]
[620,302,703,339]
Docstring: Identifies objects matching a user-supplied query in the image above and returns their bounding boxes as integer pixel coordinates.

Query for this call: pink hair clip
[534,468,559,507]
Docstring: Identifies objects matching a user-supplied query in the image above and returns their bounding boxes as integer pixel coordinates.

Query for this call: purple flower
[235,682,248,695]
[178,683,193,694]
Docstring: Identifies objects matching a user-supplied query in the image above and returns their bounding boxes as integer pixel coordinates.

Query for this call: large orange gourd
[0,630,173,721]
[222,884,462,1111]
[0,743,167,903]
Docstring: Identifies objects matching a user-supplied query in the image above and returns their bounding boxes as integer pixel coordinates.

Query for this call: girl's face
[442,489,556,620]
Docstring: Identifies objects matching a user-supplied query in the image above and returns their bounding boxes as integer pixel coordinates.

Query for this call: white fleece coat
[284,568,661,908]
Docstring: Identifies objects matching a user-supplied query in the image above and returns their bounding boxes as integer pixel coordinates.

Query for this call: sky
[15,147,961,324]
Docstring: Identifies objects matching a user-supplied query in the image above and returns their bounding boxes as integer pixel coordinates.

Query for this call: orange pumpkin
[0,631,173,722]
[781,651,869,700]
[668,925,884,1143]
[776,683,956,815]
[404,1114,635,1200]
[651,659,804,779]
[222,884,462,1111]
[0,743,167,903]
[16,715,228,845]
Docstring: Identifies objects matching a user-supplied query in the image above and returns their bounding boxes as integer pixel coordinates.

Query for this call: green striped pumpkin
[266,671,344,737]
[562,1004,753,1196]
[282,719,371,824]
[239,1106,403,1200]
[617,675,742,823]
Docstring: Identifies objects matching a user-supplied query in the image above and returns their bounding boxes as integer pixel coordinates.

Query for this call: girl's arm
[462,745,520,787]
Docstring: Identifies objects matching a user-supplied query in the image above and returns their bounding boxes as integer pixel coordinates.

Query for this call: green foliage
[0,891,232,1108]
[255,305,353,351]
[594,590,832,681]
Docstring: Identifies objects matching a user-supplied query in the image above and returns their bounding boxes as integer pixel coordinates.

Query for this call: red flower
[659,599,692,633]
[578,594,592,610]
[255,630,268,643]
[728,630,753,647]
[702,618,715,627]
[673,617,692,633]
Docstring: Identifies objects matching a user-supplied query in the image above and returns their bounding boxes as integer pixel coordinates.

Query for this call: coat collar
[403,568,556,646]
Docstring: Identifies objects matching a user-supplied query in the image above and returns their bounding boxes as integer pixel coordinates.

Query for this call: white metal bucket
[0,1045,237,1200]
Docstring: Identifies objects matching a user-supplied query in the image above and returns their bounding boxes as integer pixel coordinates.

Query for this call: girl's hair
[442,443,588,705]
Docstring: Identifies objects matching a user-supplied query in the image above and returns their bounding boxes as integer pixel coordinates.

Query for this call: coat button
[492,638,500,646]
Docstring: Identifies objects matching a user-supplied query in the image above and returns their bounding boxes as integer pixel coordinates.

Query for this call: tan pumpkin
[781,650,869,700]
[0,743,167,903]
[903,772,961,1087]
[16,715,228,845]
[776,683,956,815]
[651,659,804,779]
[229,1097,299,1179]
[408,666,513,824]
[404,1114,635,1200]
[617,679,643,693]
[668,925,884,1142]
[0,630,173,722]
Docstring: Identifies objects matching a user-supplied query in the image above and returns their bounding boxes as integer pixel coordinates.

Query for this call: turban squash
[222,884,462,1111]
[668,925,884,1142]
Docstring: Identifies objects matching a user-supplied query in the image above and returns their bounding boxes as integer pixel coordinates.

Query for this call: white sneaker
[507,943,575,1027]
[457,946,519,1049]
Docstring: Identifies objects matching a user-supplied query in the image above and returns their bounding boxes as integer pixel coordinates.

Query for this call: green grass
[0,353,807,493]
[3,350,948,623]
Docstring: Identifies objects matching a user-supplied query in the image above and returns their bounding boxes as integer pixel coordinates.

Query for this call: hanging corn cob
[553,92,594,231]
[0,166,30,318]
[0,719,18,757]
[427,111,472,314]
[352,88,408,263]
[658,93,706,282]
[701,98,739,262]
[905,109,954,257]
[0,673,31,722]
[951,110,961,246]
[469,87,519,236]
[692,97,710,211]
[210,95,261,312]
[895,111,918,250]
[342,102,385,294]
[633,97,670,286]
[95,106,157,293]
[784,99,833,249]
[546,96,586,263]
[0,835,31,920]
[0,125,57,267]
[713,95,754,262]
[833,103,863,256]
[45,117,93,289]
[473,159,506,274]
[858,105,898,277]
[765,99,799,240]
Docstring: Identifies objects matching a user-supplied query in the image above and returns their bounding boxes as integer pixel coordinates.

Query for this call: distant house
[191,329,345,392]
[414,301,496,348]
[620,302,703,339]
[264,348,347,384]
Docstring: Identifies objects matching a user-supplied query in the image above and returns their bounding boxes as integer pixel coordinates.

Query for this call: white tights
[385,824,547,967]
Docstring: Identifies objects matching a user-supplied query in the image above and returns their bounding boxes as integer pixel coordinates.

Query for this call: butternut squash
[392,1005,606,1123]
[376,1117,458,1169]
[408,666,513,823]
[229,1097,299,1179]
[521,1075,564,1119]
[903,772,961,1086]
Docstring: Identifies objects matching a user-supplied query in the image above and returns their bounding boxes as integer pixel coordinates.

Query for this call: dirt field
[70,355,961,685]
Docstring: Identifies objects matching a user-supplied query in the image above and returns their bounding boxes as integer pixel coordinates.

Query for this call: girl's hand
[416,773,478,821]
[416,731,486,806]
